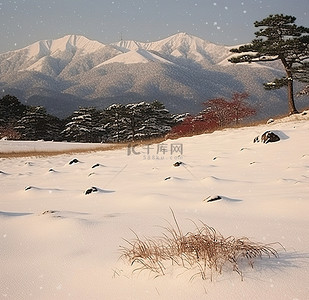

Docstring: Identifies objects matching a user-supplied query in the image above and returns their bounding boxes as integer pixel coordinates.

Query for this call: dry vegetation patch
[120,210,282,281]
[0,143,128,158]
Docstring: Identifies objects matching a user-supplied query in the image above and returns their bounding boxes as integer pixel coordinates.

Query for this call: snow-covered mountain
[113,32,232,65]
[0,33,307,118]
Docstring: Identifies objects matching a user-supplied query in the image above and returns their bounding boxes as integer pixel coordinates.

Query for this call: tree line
[0,93,258,142]
[0,95,177,142]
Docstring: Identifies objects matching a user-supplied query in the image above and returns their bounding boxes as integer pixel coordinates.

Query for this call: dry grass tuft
[120,210,282,281]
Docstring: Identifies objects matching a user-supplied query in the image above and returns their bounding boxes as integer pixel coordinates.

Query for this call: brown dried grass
[120,210,282,281]
[0,136,167,159]
[0,143,128,158]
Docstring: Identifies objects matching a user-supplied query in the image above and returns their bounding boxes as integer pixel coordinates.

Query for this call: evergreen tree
[142,100,176,139]
[122,101,175,141]
[102,104,128,142]
[16,106,62,141]
[62,107,105,142]
[123,102,148,141]
[0,94,26,126]
[229,14,309,114]
[102,101,175,142]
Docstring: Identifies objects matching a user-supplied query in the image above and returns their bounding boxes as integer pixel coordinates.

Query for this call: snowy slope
[113,32,232,64]
[24,35,106,58]
[96,48,174,66]
[0,35,114,75]
[0,112,309,299]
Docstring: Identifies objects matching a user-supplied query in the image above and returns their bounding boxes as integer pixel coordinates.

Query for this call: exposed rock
[85,186,98,195]
[267,118,274,124]
[253,136,260,143]
[92,163,100,169]
[261,131,280,144]
[173,161,183,167]
[254,131,280,144]
[204,195,222,202]
[42,210,57,215]
[69,158,79,165]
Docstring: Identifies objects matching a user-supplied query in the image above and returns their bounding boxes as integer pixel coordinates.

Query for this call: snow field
[0,112,309,299]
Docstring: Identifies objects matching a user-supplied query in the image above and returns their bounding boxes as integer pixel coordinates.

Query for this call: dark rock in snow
[253,136,259,143]
[42,210,57,215]
[25,186,33,191]
[165,176,171,180]
[173,161,183,167]
[85,186,98,195]
[204,195,222,202]
[92,163,101,169]
[254,131,280,144]
[261,131,280,143]
[69,158,79,165]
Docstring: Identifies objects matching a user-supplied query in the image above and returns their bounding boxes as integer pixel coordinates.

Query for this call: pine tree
[123,102,148,141]
[16,106,62,141]
[62,107,105,142]
[102,101,176,142]
[124,101,175,140]
[0,94,26,126]
[142,100,176,139]
[229,14,309,115]
[102,104,127,142]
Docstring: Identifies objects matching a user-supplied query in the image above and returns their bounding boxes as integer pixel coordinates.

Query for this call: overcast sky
[0,0,308,53]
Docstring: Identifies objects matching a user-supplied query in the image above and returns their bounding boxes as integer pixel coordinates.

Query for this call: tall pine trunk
[287,76,298,114]
[282,57,299,115]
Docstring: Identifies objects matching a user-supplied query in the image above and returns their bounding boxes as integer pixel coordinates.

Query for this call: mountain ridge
[0,32,307,118]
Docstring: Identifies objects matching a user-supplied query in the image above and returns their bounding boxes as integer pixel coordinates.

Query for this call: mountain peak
[23,34,106,58]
